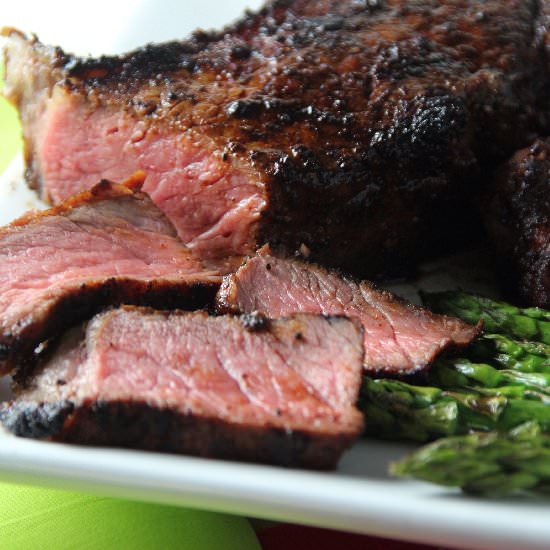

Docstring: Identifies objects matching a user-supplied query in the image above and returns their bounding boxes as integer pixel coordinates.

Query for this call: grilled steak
[0,176,220,374]
[2,307,364,469]
[217,247,480,374]
[3,0,546,277]
[484,139,550,308]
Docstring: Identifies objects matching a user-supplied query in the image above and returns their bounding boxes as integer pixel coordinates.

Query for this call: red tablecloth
[258,524,445,550]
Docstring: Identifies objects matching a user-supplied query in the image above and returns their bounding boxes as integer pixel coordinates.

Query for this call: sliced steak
[217,247,480,374]
[2,307,364,469]
[484,139,550,308]
[2,0,546,276]
[0,176,220,374]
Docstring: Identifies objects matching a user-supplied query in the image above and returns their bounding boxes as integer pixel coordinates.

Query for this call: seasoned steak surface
[3,0,547,277]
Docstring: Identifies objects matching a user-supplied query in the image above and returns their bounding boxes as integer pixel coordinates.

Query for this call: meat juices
[217,247,480,374]
[3,0,547,280]
[0,177,220,373]
[2,308,364,469]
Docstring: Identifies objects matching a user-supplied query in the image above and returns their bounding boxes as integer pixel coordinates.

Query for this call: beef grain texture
[217,246,480,374]
[0,176,220,375]
[3,307,364,469]
[3,0,547,278]
[484,139,550,309]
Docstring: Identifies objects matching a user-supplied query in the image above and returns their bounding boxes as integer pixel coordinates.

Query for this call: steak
[3,0,547,277]
[217,247,480,374]
[2,307,364,469]
[0,176,220,374]
[484,139,550,308]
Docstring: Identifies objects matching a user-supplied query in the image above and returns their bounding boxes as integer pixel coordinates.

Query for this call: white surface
[1,3,549,549]
[2,0,264,56]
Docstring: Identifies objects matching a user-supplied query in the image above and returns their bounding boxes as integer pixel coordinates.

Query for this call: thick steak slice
[2,0,546,276]
[484,140,550,308]
[0,176,220,374]
[2,308,364,469]
[217,247,480,374]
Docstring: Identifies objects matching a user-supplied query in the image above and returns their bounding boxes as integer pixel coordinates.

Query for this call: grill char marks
[3,0,547,277]
[3,308,364,469]
[217,247,480,374]
[0,177,220,375]
[484,139,550,308]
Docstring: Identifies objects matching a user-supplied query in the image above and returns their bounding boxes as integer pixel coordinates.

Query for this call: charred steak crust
[0,399,355,469]
[4,0,548,278]
[0,178,220,373]
[485,139,550,308]
[217,246,481,374]
[0,400,74,439]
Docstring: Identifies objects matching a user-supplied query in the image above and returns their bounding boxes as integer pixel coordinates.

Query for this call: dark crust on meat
[4,0,548,278]
[484,139,550,308]
[0,399,358,470]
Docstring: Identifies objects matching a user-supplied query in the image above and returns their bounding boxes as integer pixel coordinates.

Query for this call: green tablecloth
[0,70,21,172]
[0,69,260,550]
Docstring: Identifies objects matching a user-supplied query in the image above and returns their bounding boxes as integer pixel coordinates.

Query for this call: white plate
[1,3,549,548]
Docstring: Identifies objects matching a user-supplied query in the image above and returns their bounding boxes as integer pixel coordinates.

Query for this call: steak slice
[217,247,480,374]
[0,176,220,374]
[484,139,550,308]
[2,307,364,469]
[2,0,546,276]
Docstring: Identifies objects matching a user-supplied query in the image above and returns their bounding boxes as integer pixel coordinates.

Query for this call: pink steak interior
[39,97,266,259]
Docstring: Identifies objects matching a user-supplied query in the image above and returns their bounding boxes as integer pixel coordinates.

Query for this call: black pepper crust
[0,399,358,469]
[4,0,549,278]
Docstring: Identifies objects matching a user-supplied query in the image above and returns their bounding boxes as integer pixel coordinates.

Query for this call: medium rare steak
[2,307,364,469]
[217,247,480,374]
[3,0,547,277]
[0,176,220,374]
[484,139,550,308]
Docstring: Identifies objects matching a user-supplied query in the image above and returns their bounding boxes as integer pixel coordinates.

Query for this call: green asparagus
[426,358,550,397]
[421,291,550,344]
[372,291,550,495]
[469,334,550,373]
[391,421,550,496]
[361,377,550,442]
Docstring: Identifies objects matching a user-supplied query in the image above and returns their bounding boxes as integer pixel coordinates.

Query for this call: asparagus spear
[361,378,462,441]
[361,377,550,442]
[426,358,550,397]
[421,291,550,344]
[391,421,550,496]
[469,334,550,373]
